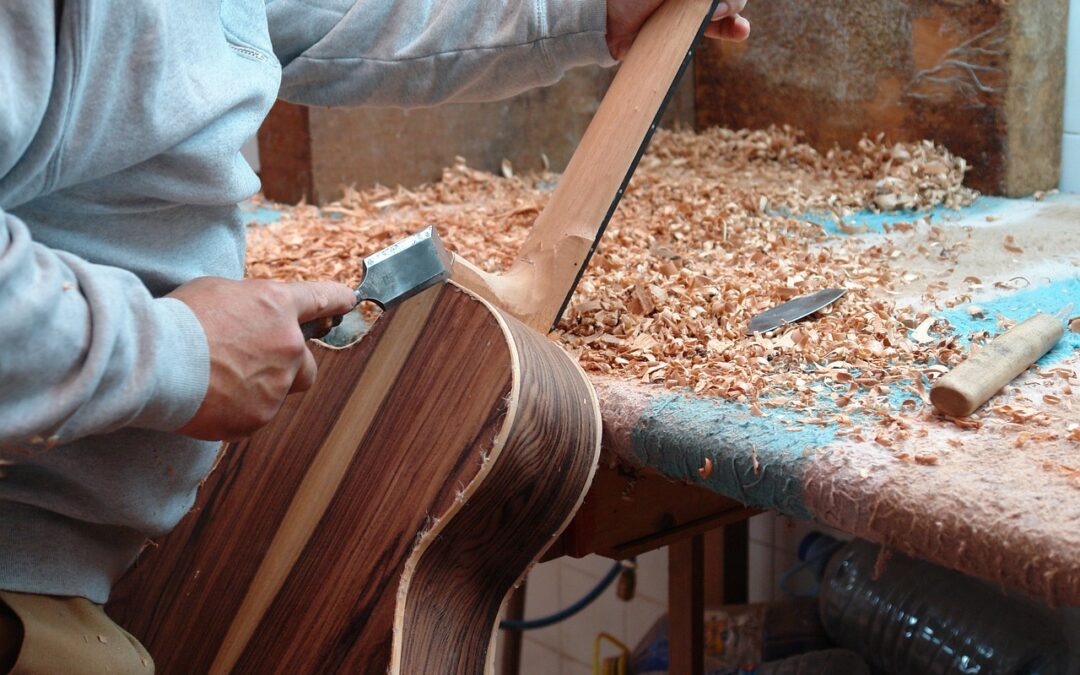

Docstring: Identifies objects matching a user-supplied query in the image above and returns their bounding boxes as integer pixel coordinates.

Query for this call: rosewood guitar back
[108,284,600,673]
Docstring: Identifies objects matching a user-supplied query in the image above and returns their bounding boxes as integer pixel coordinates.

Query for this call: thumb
[284,281,357,322]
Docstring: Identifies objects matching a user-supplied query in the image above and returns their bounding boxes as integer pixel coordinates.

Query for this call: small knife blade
[747,288,847,335]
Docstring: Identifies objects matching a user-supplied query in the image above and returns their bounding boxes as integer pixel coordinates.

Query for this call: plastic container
[819,538,1071,675]
[757,648,870,675]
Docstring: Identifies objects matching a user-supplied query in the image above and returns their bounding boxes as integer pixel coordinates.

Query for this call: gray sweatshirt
[0,0,612,603]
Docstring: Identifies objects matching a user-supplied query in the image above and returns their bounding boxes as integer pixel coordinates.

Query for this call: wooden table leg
[706,520,748,605]
[668,534,704,675]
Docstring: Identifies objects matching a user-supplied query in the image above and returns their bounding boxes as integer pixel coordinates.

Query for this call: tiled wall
[746,512,850,602]
[502,513,843,674]
[1063,0,1079,191]
[508,549,669,674]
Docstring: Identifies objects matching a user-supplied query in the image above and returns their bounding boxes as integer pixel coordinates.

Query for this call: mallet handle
[930,313,1064,417]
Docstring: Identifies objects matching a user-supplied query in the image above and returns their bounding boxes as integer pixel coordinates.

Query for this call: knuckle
[257,408,278,427]
[250,283,285,314]
[243,405,277,432]
[267,282,293,307]
[270,370,295,395]
[310,286,330,314]
[284,333,308,359]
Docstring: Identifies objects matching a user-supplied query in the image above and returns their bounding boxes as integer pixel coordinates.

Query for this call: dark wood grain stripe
[209,284,443,673]
[395,304,601,673]
[106,291,400,668]
[107,284,600,675]
[233,286,516,672]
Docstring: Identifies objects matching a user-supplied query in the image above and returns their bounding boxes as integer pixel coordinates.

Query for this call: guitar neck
[453,0,720,333]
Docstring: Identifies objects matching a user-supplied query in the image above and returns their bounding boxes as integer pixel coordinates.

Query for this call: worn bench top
[590,193,1080,607]
[246,191,1080,607]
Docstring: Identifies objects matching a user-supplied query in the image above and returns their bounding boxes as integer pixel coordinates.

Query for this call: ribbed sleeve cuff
[542,0,618,68]
[132,297,210,432]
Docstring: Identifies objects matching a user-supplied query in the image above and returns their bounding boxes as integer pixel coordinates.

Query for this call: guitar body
[107,283,601,674]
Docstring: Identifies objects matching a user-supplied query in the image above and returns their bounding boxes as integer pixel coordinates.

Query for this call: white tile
[558,566,626,664]
[748,512,775,545]
[1062,133,1080,193]
[772,546,802,601]
[563,553,615,580]
[1065,0,1080,133]
[747,541,774,603]
[562,658,596,675]
[633,549,668,604]
[523,559,562,650]
[520,638,561,675]
[774,515,819,555]
[624,597,667,651]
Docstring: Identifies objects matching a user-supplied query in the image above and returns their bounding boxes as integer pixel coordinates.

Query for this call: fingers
[711,0,747,20]
[609,35,634,61]
[289,346,318,394]
[705,14,750,41]
[284,281,357,323]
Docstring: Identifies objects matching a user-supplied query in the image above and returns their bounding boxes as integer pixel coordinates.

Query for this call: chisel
[298,226,452,340]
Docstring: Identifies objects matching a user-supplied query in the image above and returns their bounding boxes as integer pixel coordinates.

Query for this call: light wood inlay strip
[209,285,443,674]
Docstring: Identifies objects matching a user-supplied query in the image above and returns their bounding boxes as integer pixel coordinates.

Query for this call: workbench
[244,186,1079,671]
[516,192,1077,672]
[551,193,1080,602]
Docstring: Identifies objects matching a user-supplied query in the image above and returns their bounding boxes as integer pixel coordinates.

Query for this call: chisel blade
[747,288,847,335]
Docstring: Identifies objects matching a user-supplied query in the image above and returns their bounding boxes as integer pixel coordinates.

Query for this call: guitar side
[107,283,600,673]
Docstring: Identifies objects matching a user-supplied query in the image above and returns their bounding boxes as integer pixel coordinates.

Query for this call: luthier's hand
[169,277,357,441]
[607,0,749,60]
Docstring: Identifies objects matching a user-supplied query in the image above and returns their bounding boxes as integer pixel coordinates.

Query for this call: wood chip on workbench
[246,125,1073,444]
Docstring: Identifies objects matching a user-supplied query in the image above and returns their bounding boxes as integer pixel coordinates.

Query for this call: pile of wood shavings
[247,126,1002,426]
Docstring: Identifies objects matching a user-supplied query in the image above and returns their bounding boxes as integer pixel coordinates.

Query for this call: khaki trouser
[0,591,153,674]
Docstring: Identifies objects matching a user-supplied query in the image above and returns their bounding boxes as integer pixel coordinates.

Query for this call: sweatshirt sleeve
[266,0,617,107]
[0,210,210,449]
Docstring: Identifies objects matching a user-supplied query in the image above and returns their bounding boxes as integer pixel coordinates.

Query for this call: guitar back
[107,283,601,673]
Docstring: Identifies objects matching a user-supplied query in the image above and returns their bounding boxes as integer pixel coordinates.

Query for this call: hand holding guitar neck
[453,0,724,332]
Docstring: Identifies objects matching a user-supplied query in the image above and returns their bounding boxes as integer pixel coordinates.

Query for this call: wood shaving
[698,457,713,479]
[1002,235,1024,254]
[242,126,1080,443]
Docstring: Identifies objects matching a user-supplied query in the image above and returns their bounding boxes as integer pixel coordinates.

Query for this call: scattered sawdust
[1003,234,1024,254]
[246,125,1076,451]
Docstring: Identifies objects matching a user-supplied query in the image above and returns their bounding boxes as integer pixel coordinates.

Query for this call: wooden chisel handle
[930,313,1064,417]
[300,314,343,341]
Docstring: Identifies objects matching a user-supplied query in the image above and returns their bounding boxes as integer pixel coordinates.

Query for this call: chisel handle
[930,313,1064,417]
[300,314,343,341]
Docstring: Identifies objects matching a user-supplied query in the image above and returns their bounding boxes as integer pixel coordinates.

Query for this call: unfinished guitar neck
[453,0,719,332]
